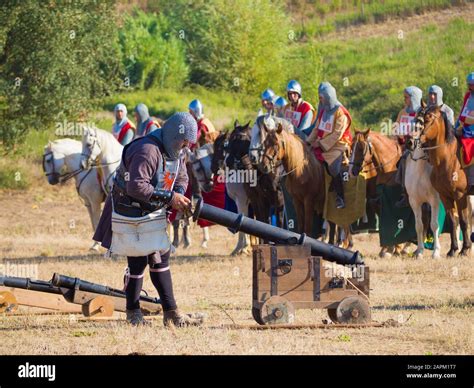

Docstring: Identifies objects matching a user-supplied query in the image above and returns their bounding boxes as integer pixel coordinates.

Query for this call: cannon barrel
[193,199,363,265]
[51,273,161,305]
[0,276,61,295]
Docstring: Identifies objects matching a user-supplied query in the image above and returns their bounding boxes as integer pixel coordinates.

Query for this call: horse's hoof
[183,241,191,249]
[172,240,180,248]
[379,252,391,259]
[201,241,208,249]
[89,244,100,252]
[458,249,471,257]
[447,249,457,257]
[432,251,441,259]
[415,253,423,260]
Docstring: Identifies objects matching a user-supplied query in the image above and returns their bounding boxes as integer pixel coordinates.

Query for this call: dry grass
[0,181,473,355]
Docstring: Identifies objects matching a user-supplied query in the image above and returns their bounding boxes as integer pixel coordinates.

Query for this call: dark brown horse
[226,120,284,226]
[418,106,472,256]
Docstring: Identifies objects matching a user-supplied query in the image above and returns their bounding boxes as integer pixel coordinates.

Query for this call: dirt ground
[0,179,472,355]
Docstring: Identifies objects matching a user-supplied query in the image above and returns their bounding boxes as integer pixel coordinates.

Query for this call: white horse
[405,134,441,259]
[43,139,105,251]
[80,127,123,194]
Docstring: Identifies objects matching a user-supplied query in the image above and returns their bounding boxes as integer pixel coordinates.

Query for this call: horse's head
[80,127,101,169]
[211,131,229,174]
[249,115,277,166]
[225,120,252,170]
[190,143,215,193]
[417,105,454,146]
[42,141,67,185]
[260,123,284,175]
[350,128,373,177]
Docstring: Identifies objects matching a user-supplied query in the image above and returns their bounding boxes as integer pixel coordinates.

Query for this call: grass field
[0,180,472,355]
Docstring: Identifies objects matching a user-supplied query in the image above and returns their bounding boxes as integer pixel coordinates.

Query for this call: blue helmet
[467,72,474,85]
[274,96,287,109]
[287,80,302,96]
[261,88,275,102]
[188,99,204,120]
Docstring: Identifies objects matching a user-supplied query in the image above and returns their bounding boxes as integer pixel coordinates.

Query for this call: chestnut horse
[350,129,412,257]
[418,105,472,257]
[260,123,351,246]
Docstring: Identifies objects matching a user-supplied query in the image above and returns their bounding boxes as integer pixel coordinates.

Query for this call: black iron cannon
[193,199,363,266]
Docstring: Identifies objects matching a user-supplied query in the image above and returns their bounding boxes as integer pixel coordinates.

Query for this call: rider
[188,99,217,149]
[257,88,276,118]
[428,85,454,127]
[307,83,353,209]
[134,103,161,139]
[394,86,424,208]
[456,72,474,194]
[93,112,203,328]
[112,103,135,146]
[274,96,287,118]
[283,80,316,140]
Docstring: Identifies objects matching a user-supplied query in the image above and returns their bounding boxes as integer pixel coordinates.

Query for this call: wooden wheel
[335,296,371,324]
[0,291,18,313]
[258,296,295,325]
[252,307,265,325]
[82,296,114,317]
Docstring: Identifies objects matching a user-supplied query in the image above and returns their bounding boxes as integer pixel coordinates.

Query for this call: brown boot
[163,309,205,328]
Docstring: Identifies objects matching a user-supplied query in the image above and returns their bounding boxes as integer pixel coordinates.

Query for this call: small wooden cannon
[0,274,162,318]
[194,199,371,325]
[252,244,370,325]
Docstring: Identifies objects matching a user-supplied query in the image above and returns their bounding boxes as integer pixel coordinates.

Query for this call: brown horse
[350,129,412,257]
[418,106,472,257]
[260,123,332,239]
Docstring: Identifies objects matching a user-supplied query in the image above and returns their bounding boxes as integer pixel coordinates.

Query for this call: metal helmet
[188,99,204,120]
[261,88,275,102]
[274,96,287,109]
[286,80,302,96]
[467,72,474,85]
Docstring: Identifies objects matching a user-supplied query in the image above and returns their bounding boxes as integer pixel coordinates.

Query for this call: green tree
[0,0,122,149]
[119,10,189,90]
[163,0,291,95]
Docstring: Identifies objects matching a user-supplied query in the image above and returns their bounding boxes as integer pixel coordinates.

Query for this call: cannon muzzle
[193,199,363,266]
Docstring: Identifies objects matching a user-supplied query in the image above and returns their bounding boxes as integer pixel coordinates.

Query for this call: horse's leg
[443,197,459,257]
[201,226,209,249]
[294,199,305,235]
[429,198,441,259]
[230,184,250,255]
[172,219,180,247]
[183,218,192,248]
[458,196,472,256]
[303,197,314,236]
[409,197,425,259]
[328,221,336,245]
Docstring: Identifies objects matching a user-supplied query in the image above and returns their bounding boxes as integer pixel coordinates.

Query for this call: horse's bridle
[42,150,84,183]
[349,136,373,173]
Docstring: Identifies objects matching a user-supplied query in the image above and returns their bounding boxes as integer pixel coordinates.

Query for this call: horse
[226,120,284,228]
[418,105,472,257]
[350,129,411,257]
[80,127,123,194]
[404,131,441,259]
[259,123,327,238]
[212,130,252,255]
[43,139,105,251]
